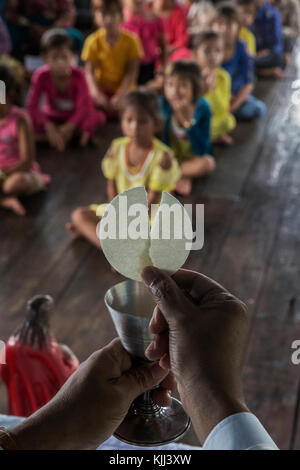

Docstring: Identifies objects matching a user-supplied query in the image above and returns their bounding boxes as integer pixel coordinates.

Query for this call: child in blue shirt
[253,0,285,78]
[161,61,215,196]
[212,2,266,121]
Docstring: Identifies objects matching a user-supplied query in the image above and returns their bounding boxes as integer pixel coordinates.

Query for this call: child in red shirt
[153,0,191,62]
[0,295,79,417]
[122,0,167,85]
[27,29,106,152]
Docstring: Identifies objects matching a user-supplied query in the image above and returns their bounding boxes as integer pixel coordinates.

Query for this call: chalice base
[114,397,191,447]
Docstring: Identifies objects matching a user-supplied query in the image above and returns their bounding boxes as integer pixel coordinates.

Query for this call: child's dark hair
[193,30,221,50]
[15,295,54,349]
[41,29,75,55]
[236,0,256,6]
[212,2,240,24]
[98,0,123,15]
[0,64,15,97]
[165,61,202,104]
[122,88,160,122]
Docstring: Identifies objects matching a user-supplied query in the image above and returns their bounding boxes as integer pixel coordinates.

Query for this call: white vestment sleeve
[202,412,279,450]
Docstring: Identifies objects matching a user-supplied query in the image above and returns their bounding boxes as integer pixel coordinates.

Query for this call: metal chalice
[104,280,190,447]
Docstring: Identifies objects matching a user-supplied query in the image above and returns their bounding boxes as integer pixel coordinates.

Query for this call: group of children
[0,0,299,234]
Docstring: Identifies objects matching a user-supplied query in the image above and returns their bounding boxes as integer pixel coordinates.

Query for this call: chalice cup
[104,280,191,447]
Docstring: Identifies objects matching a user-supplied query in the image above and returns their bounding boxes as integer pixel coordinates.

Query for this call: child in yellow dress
[194,31,236,145]
[82,0,143,117]
[237,0,257,57]
[66,89,181,248]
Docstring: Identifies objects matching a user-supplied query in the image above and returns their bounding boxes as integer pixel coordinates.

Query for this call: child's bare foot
[66,222,82,240]
[213,134,234,146]
[0,197,26,216]
[258,67,283,79]
[175,177,193,196]
[80,131,90,147]
[273,67,284,79]
[285,53,292,67]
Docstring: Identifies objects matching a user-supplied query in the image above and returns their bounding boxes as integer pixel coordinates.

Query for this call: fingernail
[141,266,160,287]
[149,308,157,329]
[150,362,167,382]
[145,342,154,358]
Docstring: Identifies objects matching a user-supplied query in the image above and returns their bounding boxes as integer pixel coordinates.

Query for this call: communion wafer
[99,187,193,281]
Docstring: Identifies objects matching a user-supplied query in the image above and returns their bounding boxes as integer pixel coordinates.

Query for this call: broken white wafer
[149,191,193,273]
[99,186,193,281]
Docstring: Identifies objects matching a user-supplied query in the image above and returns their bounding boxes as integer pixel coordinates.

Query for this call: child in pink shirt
[27,29,106,152]
[153,0,191,62]
[122,0,167,85]
[0,65,50,216]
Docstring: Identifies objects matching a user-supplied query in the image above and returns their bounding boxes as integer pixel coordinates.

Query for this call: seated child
[67,89,181,249]
[161,61,216,197]
[0,295,79,417]
[153,0,192,62]
[194,30,236,145]
[253,0,285,78]
[27,29,106,152]
[122,0,167,85]
[0,65,50,217]
[83,0,143,116]
[185,0,216,46]
[211,2,266,121]
[236,0,257,56]
[269,0,300,64]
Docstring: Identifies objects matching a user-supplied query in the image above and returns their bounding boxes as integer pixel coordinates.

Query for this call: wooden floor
[1,51,300,449]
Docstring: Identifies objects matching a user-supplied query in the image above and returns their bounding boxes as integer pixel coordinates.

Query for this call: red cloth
[0,336,79,417]
[161,4,192,62]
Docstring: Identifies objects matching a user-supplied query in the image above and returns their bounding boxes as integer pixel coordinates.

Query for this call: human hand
[59,122,76,146]
[201,68,216,93]
[45,122,65,152]
[109,93,124,112]
[256,49,270,58]
[59,343,80,368]
[92,90,110,110]
[142,267,250,443]
[230,98,240,113]
[80,131,91,147]
[10,338,170,450]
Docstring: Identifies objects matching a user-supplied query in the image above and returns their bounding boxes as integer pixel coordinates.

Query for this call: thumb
[119,361,169,400]
[141,266,190,323]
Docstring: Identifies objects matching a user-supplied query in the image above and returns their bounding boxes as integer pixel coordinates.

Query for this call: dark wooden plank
[244,151,300,450]
[0,59,300,450]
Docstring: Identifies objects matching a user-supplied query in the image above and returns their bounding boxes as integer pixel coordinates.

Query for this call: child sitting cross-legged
[83,0,143,117]
[236,0,257,57]
[253,0,286,78]
[27,29,106,152]
[161,61,216,196]
[122,0,167,86]
[153,0,192,62]
[0,65,50,216]
[194,30,236,145]
[66,89,181,249]
[211,2,266,121]
[269,0,300,65]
